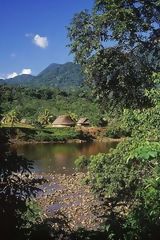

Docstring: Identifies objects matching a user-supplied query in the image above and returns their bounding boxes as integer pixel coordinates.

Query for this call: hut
[77,117,90,127]
[52,115,75,127]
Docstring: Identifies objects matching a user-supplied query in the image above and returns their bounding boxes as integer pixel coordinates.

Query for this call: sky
[0,0,93,78]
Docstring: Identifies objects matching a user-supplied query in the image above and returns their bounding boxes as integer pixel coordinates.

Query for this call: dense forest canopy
[0,85,101,125]
[68,0,160,108]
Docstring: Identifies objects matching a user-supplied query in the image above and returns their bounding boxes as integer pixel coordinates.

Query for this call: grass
[1,123,34,129]
[35,127,80,142]
[0,124,85,142]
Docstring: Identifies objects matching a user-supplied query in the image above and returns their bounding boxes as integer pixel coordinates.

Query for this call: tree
[37,109,51,125]
[3,110,19,127]
[68,0,160,108]
[76,73,160,239]
[68,111,78,122]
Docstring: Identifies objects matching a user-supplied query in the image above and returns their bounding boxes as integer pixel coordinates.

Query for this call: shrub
[75,155,90,170]
[0,148,45,239]
[80,74,160,239]
[106,127,131,138]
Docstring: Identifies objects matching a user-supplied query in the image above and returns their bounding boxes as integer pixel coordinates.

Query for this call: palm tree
[4,110,19,127]
[38,109,51,125]
[68,111,78,122]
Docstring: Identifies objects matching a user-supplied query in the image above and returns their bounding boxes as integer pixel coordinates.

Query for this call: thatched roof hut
[77,117,90,126]
[52,115,75,127]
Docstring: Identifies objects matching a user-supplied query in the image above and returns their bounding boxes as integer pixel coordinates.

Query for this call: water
[11,141,117,174]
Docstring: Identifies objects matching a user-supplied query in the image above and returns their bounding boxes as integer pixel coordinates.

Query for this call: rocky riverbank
[36,172,105,231]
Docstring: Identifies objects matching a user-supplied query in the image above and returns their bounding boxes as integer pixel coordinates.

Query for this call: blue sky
[0,0,93,78]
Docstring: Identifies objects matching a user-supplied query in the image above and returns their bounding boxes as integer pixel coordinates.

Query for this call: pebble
[37,172,105,231]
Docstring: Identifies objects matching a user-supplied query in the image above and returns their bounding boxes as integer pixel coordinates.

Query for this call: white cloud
[0,72,7,79]
[20,68,32,75]
[7,72,18,79]
[33,34,48,48]
[4,68,32,79]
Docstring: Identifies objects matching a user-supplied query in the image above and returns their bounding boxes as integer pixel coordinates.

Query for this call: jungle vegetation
[0,85,101,126]
[0,0,160,239]
[69,0,160,239]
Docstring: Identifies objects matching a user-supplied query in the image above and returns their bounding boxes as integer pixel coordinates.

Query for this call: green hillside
[36,62,84,88]
[3,74,35,85]
[1,62,84,89]
[0,85,101,125]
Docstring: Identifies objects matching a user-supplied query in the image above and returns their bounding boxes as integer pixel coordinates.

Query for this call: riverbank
[0,126,124,145]
[9,138,88,145]
[0,126,93,144]
[36,172,105,231]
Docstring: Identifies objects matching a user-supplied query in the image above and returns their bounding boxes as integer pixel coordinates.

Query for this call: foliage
[106,127,131,139]
[0,85,101,126]
[105,73,160,139]
[3,109,20,127]
[37,109,52,125]
[0,147,45,240]
[69,228,106,240]
[0,126,87,142]
[76,73,160,239]
[75,155,90,170]
[29,215,71,240]
[68,0,160,107]
[34,128,79,142]
[77,139,160,239]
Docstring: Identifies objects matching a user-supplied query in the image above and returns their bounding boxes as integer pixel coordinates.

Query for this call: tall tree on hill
[68,0,160,108]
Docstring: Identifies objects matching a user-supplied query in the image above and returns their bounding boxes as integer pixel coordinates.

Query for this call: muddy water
[12,141,117,174]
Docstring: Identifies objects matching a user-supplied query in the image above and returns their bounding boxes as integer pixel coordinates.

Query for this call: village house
[77,117,90,127]
[52,115,75,127]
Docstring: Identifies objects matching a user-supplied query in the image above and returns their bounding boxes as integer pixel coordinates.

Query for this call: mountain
[1,62,84,89]
[5,74,35,85]
[39,63,61,75]
[0,79,4,84]
[33,62,84,88]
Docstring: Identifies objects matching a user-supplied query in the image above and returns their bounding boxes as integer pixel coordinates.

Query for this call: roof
[77,118,90,124]
[52,115,75,125]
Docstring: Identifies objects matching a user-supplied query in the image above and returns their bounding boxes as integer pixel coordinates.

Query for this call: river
[11,141,117,174]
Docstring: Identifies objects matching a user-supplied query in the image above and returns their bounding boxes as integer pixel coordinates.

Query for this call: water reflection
[11,142,117,174]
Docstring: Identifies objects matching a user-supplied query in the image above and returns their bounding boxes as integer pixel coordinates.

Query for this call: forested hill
[2,74,35,85]
[36,62,84,88]
[0,62,84,89]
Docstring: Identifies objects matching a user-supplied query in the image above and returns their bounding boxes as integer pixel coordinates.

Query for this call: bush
[79,74,160,239]
[0,148,45,240]
[75,155,90,170]
[82,139,160,239]
[0,126,82,142]
[34,131,54,141]
[106,127,131,138]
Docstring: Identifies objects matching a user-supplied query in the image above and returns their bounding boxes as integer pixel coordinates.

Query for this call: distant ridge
[3,74,35,85]
[1,62,84,89]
